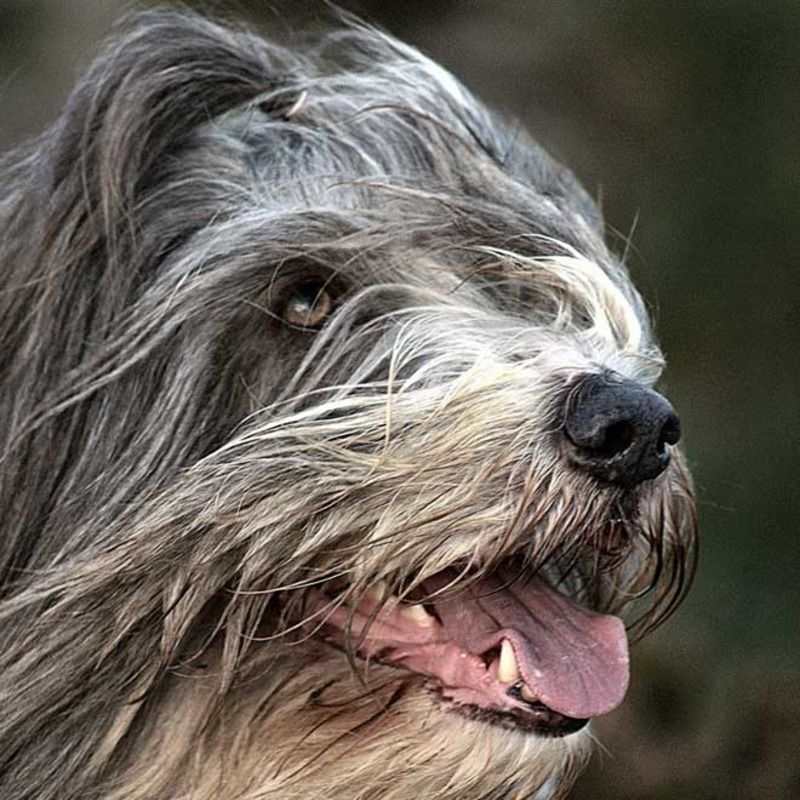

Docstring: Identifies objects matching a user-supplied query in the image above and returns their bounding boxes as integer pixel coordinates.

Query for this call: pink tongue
[425,567,629,719]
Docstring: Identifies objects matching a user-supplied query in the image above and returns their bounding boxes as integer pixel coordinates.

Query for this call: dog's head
[0,10,696,800]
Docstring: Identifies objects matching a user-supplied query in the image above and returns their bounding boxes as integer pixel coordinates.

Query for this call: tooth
[520,683,538,702]
[497,640,520,684]
[366,581,388,601]
[401,604,436,627]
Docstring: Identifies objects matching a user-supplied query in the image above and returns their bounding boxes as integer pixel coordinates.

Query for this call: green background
[2,2,798,797]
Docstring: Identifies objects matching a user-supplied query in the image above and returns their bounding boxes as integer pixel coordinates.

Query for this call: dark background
[1,2,798,798]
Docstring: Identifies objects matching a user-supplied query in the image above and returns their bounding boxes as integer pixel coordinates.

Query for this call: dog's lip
[435,686,591,738]
[306,564,629,722]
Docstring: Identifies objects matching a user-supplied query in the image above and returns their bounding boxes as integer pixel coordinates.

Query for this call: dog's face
[0,11,696,800]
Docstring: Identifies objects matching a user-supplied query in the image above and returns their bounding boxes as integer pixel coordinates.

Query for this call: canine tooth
[497,640,519,684]
[401,604,436,627]
[520,683,538,703]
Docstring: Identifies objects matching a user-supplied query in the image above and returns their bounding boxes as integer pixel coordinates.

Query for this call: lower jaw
[312,626,593,739]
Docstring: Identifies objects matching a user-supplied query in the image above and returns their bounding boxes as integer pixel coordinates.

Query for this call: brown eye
[281,282,334,329]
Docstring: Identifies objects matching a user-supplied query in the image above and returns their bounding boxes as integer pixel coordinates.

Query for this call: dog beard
[0,10,697,800]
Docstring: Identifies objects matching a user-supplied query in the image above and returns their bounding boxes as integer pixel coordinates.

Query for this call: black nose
[563,373,681,489]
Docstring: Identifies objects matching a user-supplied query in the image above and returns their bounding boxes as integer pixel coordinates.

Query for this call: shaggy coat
[0,10,696,800]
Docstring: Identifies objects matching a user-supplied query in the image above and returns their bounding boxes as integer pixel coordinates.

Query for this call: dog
[0,9,697,800]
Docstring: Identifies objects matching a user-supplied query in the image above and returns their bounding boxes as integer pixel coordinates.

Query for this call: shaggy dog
[0,10,697,800]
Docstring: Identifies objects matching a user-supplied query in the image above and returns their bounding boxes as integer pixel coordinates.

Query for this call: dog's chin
[225,647,592,800]
[300,556,629,740]
[106,643,587,800]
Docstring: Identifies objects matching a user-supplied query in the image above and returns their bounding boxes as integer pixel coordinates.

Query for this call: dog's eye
[281,281,334,330]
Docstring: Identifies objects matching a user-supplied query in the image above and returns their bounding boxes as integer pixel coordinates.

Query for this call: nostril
[595,420,634,459]
[658,414,681,451]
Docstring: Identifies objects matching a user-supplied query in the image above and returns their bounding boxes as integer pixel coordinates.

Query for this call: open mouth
[306,560,629,738]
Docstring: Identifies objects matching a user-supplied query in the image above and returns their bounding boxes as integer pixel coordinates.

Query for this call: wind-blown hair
[0,10,696,800]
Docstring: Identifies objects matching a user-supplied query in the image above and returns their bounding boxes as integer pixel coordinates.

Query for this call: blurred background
[1,1,798,797]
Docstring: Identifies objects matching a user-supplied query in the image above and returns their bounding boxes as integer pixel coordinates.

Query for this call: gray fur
[0,10,696,799]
